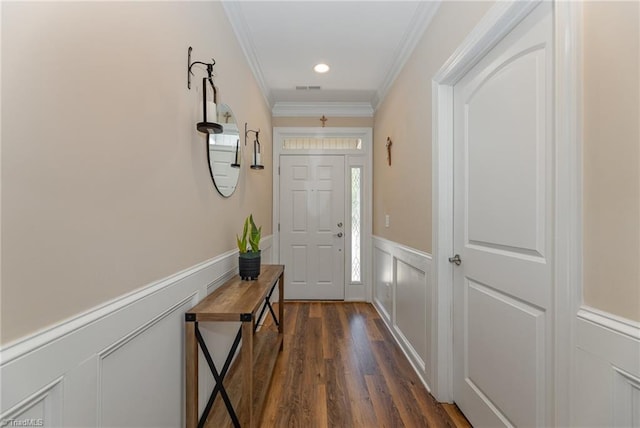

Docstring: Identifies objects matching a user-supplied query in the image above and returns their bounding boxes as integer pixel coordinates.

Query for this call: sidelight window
[351,167,362,283]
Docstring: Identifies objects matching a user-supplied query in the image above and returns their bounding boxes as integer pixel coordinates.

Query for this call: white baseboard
[573,305,640,427]
[0,236,273,427]
[371,236,433,392]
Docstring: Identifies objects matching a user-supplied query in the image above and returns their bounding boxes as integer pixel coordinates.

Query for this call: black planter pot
[239,251,261,280]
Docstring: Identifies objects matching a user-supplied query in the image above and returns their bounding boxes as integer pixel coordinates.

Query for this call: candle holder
[231,138,241,168]
[245,123,264,170]
[188,47,222,135]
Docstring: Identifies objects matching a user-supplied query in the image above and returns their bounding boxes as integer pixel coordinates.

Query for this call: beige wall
[4,1,637,346]
[583,1,640,321]
[272,116,373,128]
[373,0,639,320]
[373,1,493,252]
[1,1,272,343]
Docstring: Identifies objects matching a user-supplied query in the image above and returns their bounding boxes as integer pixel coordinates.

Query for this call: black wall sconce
[188,47,222,135]
[245,123,264,170]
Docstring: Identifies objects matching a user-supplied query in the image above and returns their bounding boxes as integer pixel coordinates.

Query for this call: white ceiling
[222,1,441,114]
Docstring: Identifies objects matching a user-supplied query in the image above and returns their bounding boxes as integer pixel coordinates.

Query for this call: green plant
[237,214,262,254]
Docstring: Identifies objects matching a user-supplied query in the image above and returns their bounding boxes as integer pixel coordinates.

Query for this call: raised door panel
[466,50,546,257]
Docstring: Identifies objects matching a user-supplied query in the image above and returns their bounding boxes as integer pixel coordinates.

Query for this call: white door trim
[431,3,582,426]
[552,3,583,426]
[272,127,373,301]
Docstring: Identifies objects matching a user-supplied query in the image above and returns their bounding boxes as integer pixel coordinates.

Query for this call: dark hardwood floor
[256,302,471,428]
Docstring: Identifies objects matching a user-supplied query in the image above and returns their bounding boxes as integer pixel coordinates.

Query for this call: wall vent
[295,85,322,90]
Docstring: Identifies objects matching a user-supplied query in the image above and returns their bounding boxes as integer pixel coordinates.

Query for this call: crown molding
[373,1,442,109]
[272,102,374,118]
[224,1,440,112]
[221,1,273,107]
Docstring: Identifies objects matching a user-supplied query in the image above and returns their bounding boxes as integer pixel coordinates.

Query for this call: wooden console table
[185,264,284,428]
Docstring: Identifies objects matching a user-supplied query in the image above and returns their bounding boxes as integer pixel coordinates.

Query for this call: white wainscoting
[372,236,433,392]
[0,236,273,428]
[573,306,640,427]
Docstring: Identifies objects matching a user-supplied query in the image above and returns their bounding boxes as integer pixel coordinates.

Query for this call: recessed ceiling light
[313,63,330,73]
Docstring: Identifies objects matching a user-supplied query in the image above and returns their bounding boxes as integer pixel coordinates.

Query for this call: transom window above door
[282,137,362,150]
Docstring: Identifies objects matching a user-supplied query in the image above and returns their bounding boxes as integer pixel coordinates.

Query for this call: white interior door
[452,3,553,427]
[280,155,345,300]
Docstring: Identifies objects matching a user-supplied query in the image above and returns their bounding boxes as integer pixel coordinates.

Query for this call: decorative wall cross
[320,115,328,127]
[386,137,393,166]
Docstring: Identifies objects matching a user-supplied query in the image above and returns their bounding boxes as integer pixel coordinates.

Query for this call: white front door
[280,155,345,300]
[452,3,553,427]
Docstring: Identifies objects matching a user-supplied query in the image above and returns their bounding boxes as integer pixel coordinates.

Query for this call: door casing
[272,127,373,302]
[431,1,582,426]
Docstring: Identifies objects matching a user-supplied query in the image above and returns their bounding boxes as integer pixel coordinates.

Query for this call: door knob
[337,222,343,228]
[448,254,462,265]
[335,232,343,238]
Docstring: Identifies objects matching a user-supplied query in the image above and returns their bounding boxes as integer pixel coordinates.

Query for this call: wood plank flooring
[257,302,472,428]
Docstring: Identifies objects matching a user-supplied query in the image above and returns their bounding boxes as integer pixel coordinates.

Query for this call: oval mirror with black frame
[207,103,241,197]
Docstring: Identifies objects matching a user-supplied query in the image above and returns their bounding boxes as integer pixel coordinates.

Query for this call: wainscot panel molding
[372,236,433,392]
[573,305,640,427]
[0,236,273,427]
[0,377,63,427]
